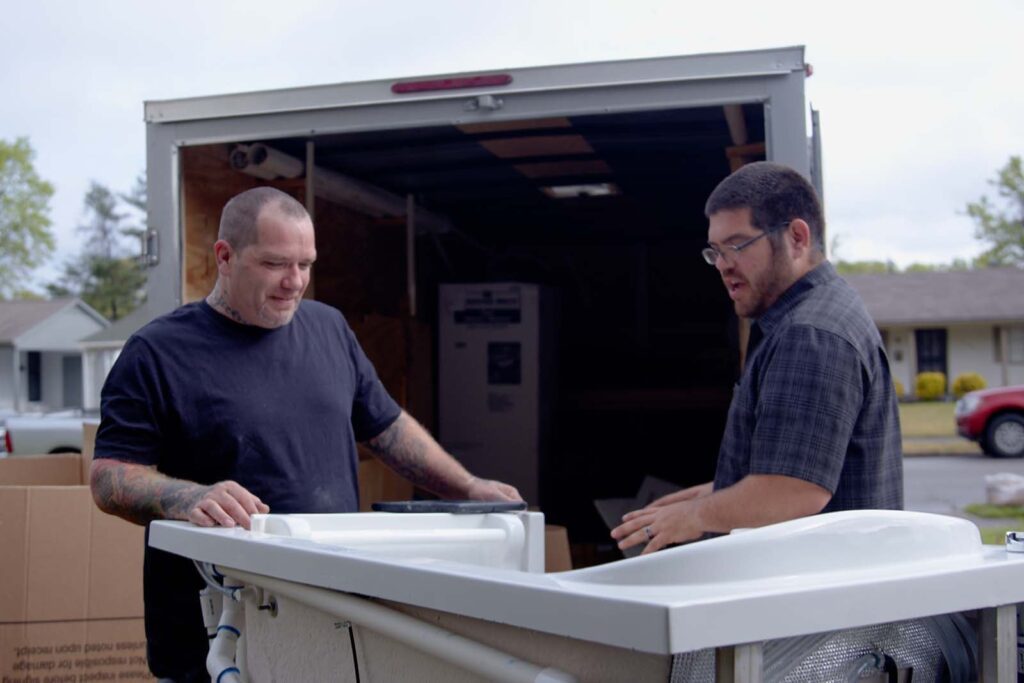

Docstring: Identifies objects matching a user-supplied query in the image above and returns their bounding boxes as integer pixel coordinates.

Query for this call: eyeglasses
[701,222,791,266]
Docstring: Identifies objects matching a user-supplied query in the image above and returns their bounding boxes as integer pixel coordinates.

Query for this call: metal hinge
[464,94,504,112]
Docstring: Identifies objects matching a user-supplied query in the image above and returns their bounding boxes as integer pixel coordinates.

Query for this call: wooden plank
[514,159,610,179]
[716,643,763,683]
[979,604,1017,683]
[311,198,406,318]
[479,135,594,159]
[181,144,306,303]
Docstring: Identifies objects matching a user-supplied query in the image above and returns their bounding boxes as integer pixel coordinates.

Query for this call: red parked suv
[955,385,1024,458]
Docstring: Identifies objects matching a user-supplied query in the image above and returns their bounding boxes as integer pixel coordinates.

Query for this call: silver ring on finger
[644,526,654,541]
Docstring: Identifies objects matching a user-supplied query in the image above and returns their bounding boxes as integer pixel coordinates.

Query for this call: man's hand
[610,481,713,554]
[643,481,713,509]
[611,498,704,555]
[610,474,831,555]
[90,459,268,528]
[188,480,270,529]
[465,476,523,503]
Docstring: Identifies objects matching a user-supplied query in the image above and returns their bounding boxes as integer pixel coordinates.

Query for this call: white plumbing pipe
[199,586,223,638]
[225,567,577,683]
[207,587,246,683]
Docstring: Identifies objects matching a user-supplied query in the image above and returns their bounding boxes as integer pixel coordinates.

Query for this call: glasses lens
[701,248,719,265]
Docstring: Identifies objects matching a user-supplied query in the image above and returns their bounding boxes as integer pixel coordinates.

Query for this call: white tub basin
[150,509,1024,655]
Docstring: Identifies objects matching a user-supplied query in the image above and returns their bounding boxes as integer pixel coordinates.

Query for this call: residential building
[0,299,109,411]
[845,269,1024,393]
[79,305,156,410]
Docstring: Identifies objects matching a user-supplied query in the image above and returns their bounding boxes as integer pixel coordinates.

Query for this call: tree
[78,182,124,259]
[904,259,974,273]
[118,172,147,249]
[966,155,1024,268]
[0,137,55,299]
[47,179,146,320]
[834,259,899,275]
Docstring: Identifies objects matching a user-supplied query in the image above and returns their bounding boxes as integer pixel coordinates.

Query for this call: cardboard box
[0,452,153,681]
[544,525,572,572]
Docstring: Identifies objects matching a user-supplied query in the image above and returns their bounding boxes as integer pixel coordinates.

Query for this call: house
[845,269,1024,392]
[79,304,156,410]
[0,299,109,412]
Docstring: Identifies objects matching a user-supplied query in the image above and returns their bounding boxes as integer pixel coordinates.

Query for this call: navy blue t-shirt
[95,299,401,678]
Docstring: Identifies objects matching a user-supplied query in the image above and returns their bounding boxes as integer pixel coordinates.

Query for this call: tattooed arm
[90,458,269,528]
[364,411,523,502]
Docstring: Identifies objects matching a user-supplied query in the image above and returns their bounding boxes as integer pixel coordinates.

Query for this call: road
[903,452,1024,526]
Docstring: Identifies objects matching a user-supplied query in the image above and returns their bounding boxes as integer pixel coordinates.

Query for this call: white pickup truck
[2,410,97,456]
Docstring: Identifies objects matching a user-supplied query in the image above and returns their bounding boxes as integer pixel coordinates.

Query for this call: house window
[27,351,41,402]
[995,326,1024,364]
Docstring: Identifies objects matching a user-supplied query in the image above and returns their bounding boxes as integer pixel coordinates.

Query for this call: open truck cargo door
[142,46,818,558]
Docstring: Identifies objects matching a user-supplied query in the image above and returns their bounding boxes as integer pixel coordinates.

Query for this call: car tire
[985,414,1024,458]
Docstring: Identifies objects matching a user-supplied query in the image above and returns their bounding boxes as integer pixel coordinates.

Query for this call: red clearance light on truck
[392,74,512,94]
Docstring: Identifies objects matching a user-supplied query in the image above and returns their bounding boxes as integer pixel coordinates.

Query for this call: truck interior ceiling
[180,102,767,553]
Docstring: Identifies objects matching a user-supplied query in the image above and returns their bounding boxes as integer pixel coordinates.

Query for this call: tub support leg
[715,642,763,683]
[979,604,1016,683]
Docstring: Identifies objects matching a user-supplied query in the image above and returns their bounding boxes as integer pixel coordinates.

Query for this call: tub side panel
[244,593,670,682]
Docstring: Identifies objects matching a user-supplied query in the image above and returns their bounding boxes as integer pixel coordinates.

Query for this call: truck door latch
[138,228,159,267]
[464,94,503,112]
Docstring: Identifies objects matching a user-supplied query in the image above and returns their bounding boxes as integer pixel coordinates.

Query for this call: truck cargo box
[142,46,820,548]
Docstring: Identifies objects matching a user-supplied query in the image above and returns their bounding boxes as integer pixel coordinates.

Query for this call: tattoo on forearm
[365,415,458,497]
[91,460,206,525]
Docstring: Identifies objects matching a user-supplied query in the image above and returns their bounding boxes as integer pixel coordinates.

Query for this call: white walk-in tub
[149,510,1024,682]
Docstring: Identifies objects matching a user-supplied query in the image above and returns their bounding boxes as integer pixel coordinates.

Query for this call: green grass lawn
[964,503,1024,545]
[898,400,981,455]
[899,400,958,437]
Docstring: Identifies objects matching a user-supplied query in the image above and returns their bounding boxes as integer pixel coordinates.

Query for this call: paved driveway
[903,452,1024,527]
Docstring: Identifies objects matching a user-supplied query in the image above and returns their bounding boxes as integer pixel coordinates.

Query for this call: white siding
[11,350,87,412]
[882,323,1024,395]
[8,303,108,411]
[883,326,916,397]
[41,352,65,408]
[948,325,998,388]
[0,346,14,410]
[82,346,121,411]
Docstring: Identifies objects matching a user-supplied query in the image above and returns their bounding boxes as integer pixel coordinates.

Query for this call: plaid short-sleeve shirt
[713,261,904,510]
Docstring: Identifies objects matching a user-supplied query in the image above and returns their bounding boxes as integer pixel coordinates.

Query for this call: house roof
[80,304,158,345]
[844,268,1024,326]
[0,298,108,344]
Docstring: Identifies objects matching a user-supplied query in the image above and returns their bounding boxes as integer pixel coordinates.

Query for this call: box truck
[141,45,821,547]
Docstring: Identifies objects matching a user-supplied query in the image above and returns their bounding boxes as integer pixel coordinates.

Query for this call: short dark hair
[704,162,825,252]
[218,187,309,252]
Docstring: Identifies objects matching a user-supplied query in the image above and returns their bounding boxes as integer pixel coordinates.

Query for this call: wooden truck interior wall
[181,145,434,437]
[180,102,766,551]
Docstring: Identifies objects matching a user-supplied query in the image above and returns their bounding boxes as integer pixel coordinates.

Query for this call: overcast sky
[3,0,1022,290]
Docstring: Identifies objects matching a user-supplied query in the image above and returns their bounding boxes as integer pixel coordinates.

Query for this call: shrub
[893,379,905,399]
[952,372,986,399]
[915,372,946,401]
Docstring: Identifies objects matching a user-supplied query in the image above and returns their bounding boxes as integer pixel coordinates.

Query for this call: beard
[734,239,793,319]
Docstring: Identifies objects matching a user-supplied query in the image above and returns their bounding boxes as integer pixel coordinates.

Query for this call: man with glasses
[613,161,902,554]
